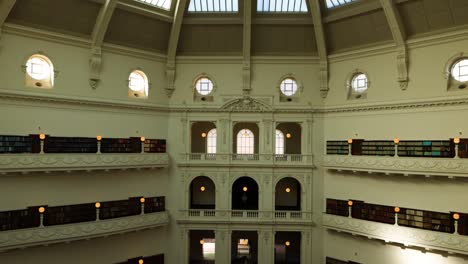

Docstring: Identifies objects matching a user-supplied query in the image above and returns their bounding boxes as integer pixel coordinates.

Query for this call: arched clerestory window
[275,129,285,155]
[206,129,217,154]
[236,129,254,154]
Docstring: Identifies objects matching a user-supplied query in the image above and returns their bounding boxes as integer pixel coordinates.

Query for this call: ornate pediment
[221,96,272,112]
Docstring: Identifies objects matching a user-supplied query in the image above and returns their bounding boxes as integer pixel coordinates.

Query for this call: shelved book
[0,135,33,153]
[326,141,348,155]
[44,136,97,153]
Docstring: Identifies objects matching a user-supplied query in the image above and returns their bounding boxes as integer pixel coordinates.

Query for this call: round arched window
[195,77,214,95]
[351,73,368,93]
[280,78,298,96]
[451,59,468,82]
[26,55,53,81]
[128,70,149,96]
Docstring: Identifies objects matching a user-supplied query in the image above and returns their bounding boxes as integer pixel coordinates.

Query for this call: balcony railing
[323,155,468,178]
[178,209,313,224]
[0,196,167,251]
[179,153,314,167]
[323,213,468,256]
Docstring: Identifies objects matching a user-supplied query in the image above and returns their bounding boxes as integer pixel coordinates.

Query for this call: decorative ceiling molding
[165,0,188,98]
[0,0,16,38]
[379,0,408,90]
[242,0,252,94]
[308,0,329,98]
[89,0,118,89]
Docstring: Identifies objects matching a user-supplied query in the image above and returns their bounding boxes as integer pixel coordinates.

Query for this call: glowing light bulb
[39,134,46,140]
[285,241,290,246]
[200,186,206,192]
[95,202,101,209]
[38,207,45,213]
[243,186,248,192]
[140,197,145,203]
[285,187,291,193]
[201,132,207,138]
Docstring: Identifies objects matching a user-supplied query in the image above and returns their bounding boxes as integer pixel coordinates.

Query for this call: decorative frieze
[0,153,169,174]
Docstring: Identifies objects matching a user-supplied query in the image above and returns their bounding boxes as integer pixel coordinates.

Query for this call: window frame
[257,0,309,13]
[128,69,150,99]
[346,69,369,100]
[188,0,239,13]
[275,129,285,155]
[236,129,255,154]
[23,53,56,89]
[206,128,217,154]
[193,74,217,97]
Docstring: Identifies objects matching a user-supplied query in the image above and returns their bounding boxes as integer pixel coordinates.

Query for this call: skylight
[325,0,358,9]
[135,0,172,10]
[188,0,239,12]
[257,0,308,13]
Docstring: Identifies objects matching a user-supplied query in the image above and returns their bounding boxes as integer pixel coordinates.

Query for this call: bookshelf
[326,141,348,155]
[44,137,97,153]
[356,203,395,224]
[0,208,39,231]
[145,196,165,213]
[326,199,349,217]
[398,140,453,158]
[360,141,394,156]
[44,203,96,226]
[0,135,33,153]
[101,138,139,153]
[0,196,165,232]
[99,198,141,220]
[458,213,467,236]
[144,139,166,153]
[398,208,452,233]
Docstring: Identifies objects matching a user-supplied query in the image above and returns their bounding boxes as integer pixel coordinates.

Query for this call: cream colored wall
[326,38,468,106]
[0,34,168,105]
[0,228,167,264]
[0,32,171,262]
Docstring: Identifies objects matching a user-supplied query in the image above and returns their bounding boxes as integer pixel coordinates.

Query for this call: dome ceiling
[2,0,468,56]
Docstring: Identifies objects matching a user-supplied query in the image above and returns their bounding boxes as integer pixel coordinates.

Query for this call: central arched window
[275,130,285,155]
[206,129,217,154]
[237,129,254,154]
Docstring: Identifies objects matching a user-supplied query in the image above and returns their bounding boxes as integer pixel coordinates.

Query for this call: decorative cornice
[321,95,468,114]
[323,213,468,255]
[5,89,468,115]
[0,212,169,252]
[0,89,170,113]
[0,153,169,174]
[323,155,468,178]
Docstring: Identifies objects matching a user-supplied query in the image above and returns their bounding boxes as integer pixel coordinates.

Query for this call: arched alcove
[231,176,259,210]
[191,122,216,153]
[275,177,301,211]
[276,123,302,155]
[190,176,216,209]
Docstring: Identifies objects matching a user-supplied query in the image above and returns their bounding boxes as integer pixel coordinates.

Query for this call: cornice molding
[4,89,468,115]
[323,155,468,178]
[0,212,169,252]
[0,89,169,113]
[0,153,169,174]
[321,94,468,114]
[323,213,468,256]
